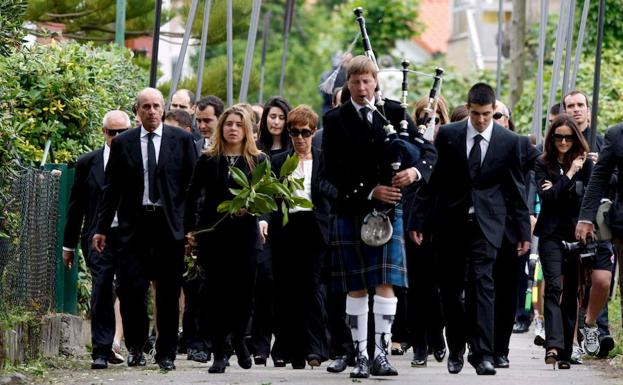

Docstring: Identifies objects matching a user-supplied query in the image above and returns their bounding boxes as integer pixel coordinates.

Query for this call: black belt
[143,204,163,213]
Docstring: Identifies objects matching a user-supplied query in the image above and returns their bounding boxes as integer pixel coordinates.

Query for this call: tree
[0,0,26,56]
[578,0,623,51]
[508,0,526,108]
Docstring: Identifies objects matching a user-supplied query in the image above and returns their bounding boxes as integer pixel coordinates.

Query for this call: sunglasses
[288,128,313,138]
[106,128,129,136]
[493,112,508,120]
[417,116,440,126]
[553,133,575,142]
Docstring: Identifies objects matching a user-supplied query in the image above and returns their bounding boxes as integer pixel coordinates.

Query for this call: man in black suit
[63,110,131,369]
[410,83,530,375]
[92,88,198,371]
[322,55,437,378]
[194,95,224,155]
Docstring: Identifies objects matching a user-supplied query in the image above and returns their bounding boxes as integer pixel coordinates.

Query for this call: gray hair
[102,110,131,129]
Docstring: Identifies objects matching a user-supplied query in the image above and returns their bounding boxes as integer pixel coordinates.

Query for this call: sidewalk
[37,330,620,385]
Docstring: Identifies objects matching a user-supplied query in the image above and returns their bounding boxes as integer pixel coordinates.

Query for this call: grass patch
[607,292,623,366]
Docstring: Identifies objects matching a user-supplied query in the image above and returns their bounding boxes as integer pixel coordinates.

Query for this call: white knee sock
[373,295,398,359]
[346,295,369,359]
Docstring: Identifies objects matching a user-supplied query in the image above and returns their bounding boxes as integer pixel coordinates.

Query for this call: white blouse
[289,159,313,213]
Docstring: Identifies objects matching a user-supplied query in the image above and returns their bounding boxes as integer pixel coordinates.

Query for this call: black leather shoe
[291,360,306,369]
[127,350,146,367]
[447,351,464,374]
[327,356,348,373]
[188,349,209,363]
[91,357,108,369]
[157,358,176,371]
[253,355,267,366]
[370,354,398,376]
[512,321,530,334]
[233,338,252,369]
[433,345,446,362]
[494,355,509,368]
[475,360,496,375]
[411,347,427,367]
[349,355,370,379]
[273,358,286,367]
[208,359,227,373]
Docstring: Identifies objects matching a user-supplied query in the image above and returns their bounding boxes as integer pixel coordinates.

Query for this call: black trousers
[539,235,579,361]
[87,229,120,360]
[250,246,276,359]
[199,220,257,360]
[437,220,497,362]
[272,212,329,362]
[406,238,445,352]
[181,275,207,351]
[493,238,528,357]
[116,208,185,361]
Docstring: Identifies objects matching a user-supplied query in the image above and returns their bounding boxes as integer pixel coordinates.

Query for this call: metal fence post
[45,164,77,314]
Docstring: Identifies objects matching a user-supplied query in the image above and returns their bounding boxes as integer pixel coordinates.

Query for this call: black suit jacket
[410,120,530,248]
[534,157,593,238]
[63,148,105,256]
[95,125,198,242]
[321,98,437,216]
[579,124,623,233]
[269,147,333,244]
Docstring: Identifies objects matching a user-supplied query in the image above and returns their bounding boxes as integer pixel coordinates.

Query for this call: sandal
[545,350,558,367]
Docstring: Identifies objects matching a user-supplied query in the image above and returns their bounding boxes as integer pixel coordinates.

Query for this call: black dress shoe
[512,321,530,334]
[208,358,227,373]
[291,360,306,369]
[157,358,176,371]
[370,354,398,376]
[127,350,146,367]
[233,339,252,369]
[327,356,348,373]
[433,346,446,362]
[273,358,286,367]
[447,351,464,374]
[187,348,209,363]
[91,357,108,369]
[254,355,267,366]
[349,355,370,379]
[494,355,509,368]
[411,347,427,367]
[475,360,496,375]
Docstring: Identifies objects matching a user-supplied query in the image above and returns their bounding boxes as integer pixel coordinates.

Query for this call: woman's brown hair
[541,113,589,174]
[209,105,262,169]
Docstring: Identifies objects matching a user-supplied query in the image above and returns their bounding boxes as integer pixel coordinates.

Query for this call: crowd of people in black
[62,54,619,377]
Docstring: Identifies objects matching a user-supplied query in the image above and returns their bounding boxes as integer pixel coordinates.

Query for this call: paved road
[36,330,620,385]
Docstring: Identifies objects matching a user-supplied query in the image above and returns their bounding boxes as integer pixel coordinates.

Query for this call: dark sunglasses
[493,112,508,120]
[553,133,575,142]
[288,128,313,138]
[106,128,129,136]
[417,116,440,126]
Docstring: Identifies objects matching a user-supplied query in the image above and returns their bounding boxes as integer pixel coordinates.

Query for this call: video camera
[561,239,598,266]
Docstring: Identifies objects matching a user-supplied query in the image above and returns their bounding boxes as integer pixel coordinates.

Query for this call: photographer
[534,114,593,369]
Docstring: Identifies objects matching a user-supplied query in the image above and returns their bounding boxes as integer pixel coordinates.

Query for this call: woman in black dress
[187,105,266,373]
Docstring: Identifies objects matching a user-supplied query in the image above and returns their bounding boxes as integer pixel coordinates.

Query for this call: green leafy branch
[195,153,312,235]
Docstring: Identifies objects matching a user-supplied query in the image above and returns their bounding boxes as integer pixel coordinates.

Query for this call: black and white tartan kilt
[330,206,408,293]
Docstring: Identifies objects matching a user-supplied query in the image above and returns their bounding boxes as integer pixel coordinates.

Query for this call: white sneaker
[571,344,584,364]
[533,318,545,346]
[583,325,601,356]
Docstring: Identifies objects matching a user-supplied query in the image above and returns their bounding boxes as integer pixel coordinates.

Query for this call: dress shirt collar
[140,123,163,138]
[466,118,493,143]
[350,97,375,112]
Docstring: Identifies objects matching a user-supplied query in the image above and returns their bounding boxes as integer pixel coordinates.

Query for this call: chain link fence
[0,167,61,316]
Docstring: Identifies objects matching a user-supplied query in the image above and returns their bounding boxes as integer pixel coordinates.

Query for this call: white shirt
[466,118,493,164]
[466,118,493,214]
[289,159,313,214]
[141,124,163,206]
[103,144,119,228]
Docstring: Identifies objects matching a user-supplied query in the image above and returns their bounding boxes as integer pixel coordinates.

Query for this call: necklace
[226,155,240,177]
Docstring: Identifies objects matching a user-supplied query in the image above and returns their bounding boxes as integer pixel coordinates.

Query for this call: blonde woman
[186,105,267,373]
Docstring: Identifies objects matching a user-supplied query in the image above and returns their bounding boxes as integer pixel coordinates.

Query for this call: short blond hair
[347,55,377,80]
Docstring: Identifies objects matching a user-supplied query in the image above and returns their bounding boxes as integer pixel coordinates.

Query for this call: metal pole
[196,0,213,100]
[167,0,200,108]
[547,0,567,112]
[533,0,549,146]
[561,0,576,97]
[226,0,234,106]
[571,0,591,90]
[115,0,126,47]
[239,0,262,102]
[589,0,605,152]
[496,0,504,99]
[278,0,295,96]
[149,0,163,87]
[258,10,271,104]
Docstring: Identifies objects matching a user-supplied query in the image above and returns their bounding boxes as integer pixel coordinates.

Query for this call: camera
[561,239,597,265]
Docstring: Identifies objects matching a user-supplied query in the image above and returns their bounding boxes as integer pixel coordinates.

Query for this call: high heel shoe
[545,350,558,368]
[557,361,571,369]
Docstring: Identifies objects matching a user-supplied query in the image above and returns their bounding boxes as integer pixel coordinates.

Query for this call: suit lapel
[157,125,170,175]
[127,128,143,173]
[92,147,105,189]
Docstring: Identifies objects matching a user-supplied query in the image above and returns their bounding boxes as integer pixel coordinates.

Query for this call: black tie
[360,107,372,128]
[147,132,159,203]
[468,134,483,180]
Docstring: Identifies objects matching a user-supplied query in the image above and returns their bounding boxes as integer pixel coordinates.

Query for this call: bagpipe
[353,7,443,174]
